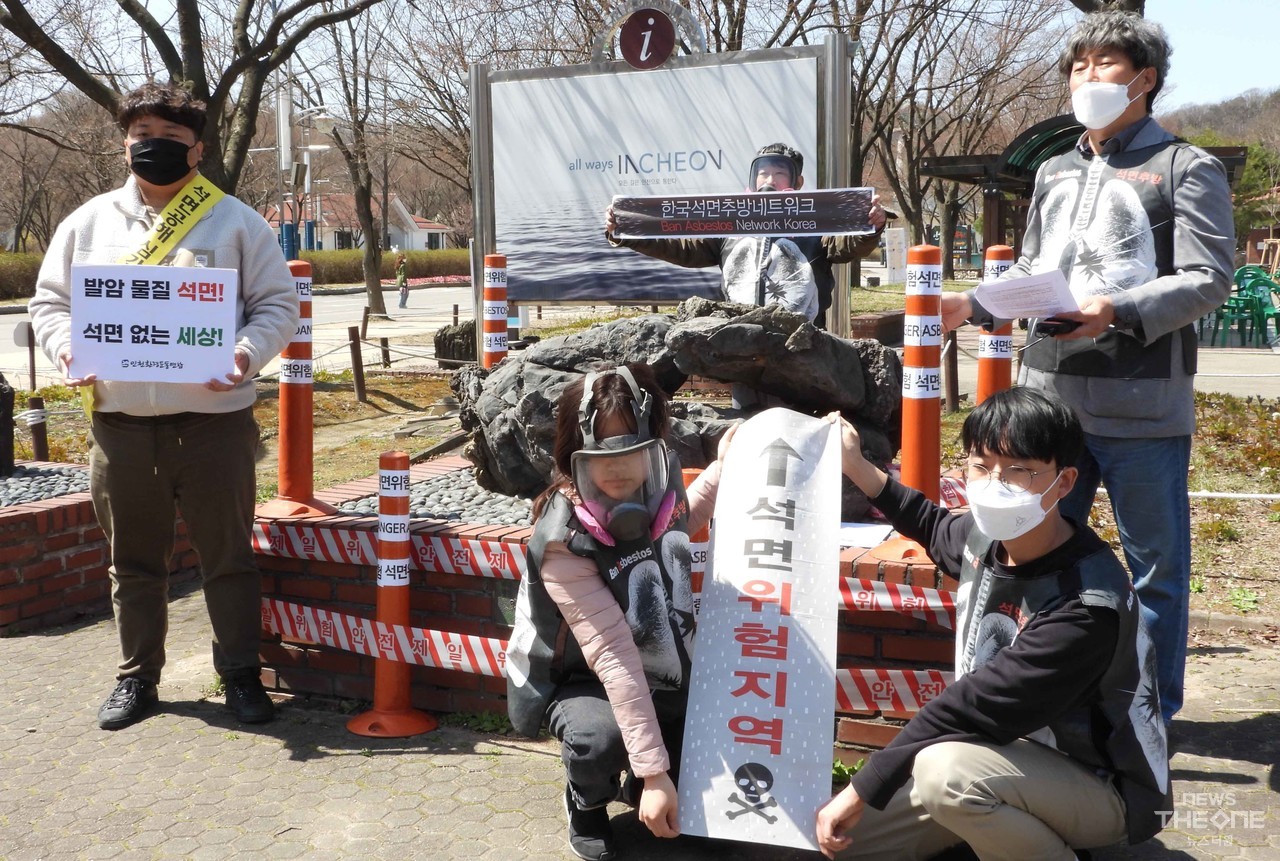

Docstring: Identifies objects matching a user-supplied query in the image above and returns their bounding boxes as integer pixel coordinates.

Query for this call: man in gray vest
[942,10,1234,726]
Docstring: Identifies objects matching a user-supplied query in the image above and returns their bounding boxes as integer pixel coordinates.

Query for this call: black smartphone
[1033,318,1081,336]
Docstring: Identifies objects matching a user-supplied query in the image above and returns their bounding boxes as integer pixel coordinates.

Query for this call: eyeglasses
[965,463,1057,493]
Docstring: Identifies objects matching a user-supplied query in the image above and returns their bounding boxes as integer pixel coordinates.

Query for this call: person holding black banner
[604,143,887,329]
[814,389,1170,860]
[28,82,298,730]
[505,364,734,861]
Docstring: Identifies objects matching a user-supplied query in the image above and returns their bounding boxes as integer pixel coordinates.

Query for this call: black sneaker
[224,676,275,724]
[563,785,616,861]
[97,677,158,730]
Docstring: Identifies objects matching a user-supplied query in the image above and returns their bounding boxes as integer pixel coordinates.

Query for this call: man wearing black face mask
[29,82,298,730]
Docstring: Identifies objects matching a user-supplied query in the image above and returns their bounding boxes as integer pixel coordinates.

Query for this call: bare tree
[0,0,385,194]
[871,0,1065,272]
[298,0,399,314]
[0,89,123,249]
[391,0,607,237]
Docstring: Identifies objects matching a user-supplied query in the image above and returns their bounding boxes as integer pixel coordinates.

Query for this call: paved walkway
[3,294,1279,859]
[2,583,1276,860]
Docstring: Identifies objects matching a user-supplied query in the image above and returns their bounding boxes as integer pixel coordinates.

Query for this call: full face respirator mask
[747,153,800,192]
[570,367,673,545]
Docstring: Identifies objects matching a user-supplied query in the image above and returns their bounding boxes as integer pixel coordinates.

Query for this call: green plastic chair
[1243,282,1280,345]
[1208,295,1258,347]
[1235,265,1270,289]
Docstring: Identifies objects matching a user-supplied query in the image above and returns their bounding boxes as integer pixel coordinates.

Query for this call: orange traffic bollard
[869,246,943,565]
[900,245,942,503]
[975,245,1015,405]
[258,260,338,517]
[682,468,711,617]
[348,451,438,738]
[482,254,508,369]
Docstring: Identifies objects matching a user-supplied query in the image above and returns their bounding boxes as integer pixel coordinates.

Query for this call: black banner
[611,187,874,239]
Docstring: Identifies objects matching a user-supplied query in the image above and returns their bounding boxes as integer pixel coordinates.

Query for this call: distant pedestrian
[396,252,408,308]
[28,81,298,730]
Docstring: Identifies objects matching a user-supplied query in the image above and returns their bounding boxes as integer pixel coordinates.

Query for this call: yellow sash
[83,173,227,415]
[116,173,226,266]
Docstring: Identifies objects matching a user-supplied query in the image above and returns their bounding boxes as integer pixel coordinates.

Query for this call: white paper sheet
[70,263,238,384]
[973,270,1077,320]
[838,522,894,548]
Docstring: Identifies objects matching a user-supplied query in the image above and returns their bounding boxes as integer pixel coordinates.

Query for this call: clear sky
[1134,0,1280,110]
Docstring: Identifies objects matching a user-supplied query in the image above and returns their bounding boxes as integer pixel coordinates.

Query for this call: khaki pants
[90,408,263,684]
[841,740,1127,861]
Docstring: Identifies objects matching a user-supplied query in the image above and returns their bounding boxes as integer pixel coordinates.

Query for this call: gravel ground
[1,462,534,526]
[0,464,90,507]
[335,466,533,525]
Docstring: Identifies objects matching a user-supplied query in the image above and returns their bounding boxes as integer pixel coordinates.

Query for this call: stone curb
[1190,607,1279,633]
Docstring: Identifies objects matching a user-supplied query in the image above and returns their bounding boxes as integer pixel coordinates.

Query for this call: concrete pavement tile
[162,818,207,840]
[153,836,201,858]
[332,799,395,824]
[442,815,499,842]
[82,849,127,861]
[114,850,158,861]
[453,782,496,803]
[476,823,533,849]
[261,840,310,859]
[345,821,388,839]
[374,807,426,828]
[225,831,276,852]
[377,824,424,845]
[4,582,1277,860]
[444,799,497,823]
[125,827,168,849]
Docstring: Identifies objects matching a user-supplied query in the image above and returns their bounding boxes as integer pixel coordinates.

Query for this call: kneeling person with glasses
[816,388,1171,860]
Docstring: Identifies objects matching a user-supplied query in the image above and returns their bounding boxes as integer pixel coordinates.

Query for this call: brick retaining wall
[836,546,957,752]
[4,456,956,756]
[0,461,197,634]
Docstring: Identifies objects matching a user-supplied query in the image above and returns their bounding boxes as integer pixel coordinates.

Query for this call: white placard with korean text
[70,264,238,384]
[678,409,841,850]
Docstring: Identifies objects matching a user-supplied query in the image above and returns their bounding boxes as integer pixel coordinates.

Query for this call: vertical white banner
[679,409,840,851]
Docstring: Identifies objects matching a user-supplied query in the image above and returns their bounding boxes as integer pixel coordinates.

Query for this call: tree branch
[0,0,118,114]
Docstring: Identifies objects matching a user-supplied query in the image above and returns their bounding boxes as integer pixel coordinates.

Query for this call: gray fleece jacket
[970,117,1234,438]
[29,176,298,416]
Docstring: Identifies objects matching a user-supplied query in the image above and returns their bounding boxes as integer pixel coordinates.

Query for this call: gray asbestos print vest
[1022,141,1199,380]
[506,453,693,739]
[957,528,1174,844]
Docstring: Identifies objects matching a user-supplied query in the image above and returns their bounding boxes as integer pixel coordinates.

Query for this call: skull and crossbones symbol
[726,762,778,823]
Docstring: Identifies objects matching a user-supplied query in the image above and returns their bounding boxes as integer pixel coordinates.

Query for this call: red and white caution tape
[254,522,377,564]
[410,534,525,579]
[262,596,953,714]
[252,522,526,579]
[836,667,953,714]
[840,577,957,629]
[262,597,507,678]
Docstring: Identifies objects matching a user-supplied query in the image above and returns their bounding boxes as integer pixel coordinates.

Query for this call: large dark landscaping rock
[451,299,903,519]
